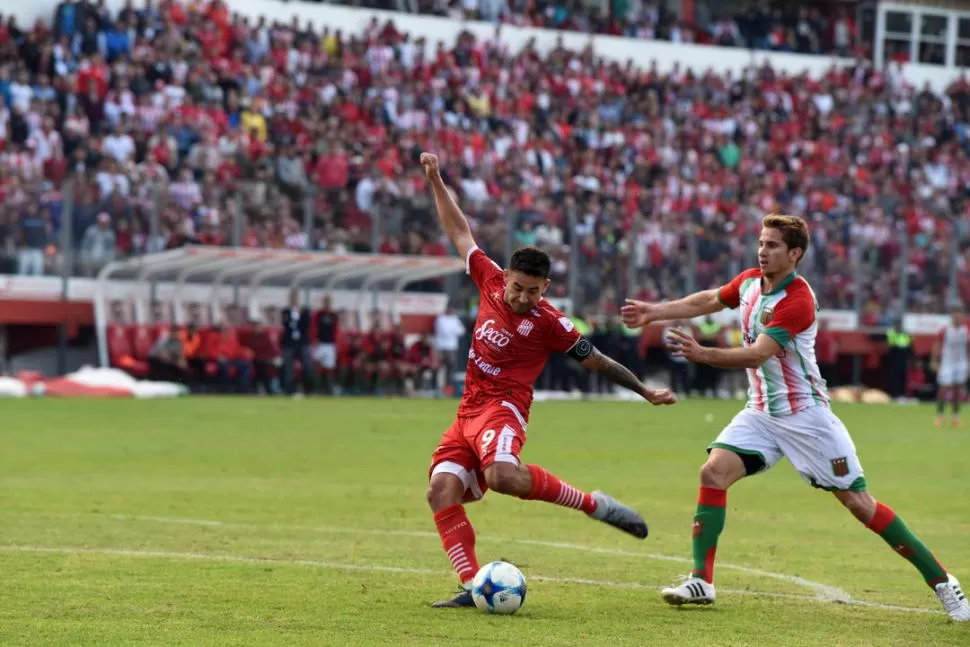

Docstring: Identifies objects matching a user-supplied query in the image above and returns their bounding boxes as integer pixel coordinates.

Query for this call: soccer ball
[471,561,527,615]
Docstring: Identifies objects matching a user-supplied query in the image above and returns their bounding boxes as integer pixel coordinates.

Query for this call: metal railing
[7,174,966,328]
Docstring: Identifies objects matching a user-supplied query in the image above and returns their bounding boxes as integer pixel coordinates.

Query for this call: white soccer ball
[471,561,527,615]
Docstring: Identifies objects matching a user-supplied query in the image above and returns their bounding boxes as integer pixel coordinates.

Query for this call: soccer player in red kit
[419,153,677,608]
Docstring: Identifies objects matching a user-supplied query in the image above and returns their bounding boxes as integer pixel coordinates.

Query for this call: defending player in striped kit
[932,307,969,427]
[621,214,969,622]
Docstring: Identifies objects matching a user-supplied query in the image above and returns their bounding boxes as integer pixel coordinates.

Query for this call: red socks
[433,505,479,584]
[521,464,597,514]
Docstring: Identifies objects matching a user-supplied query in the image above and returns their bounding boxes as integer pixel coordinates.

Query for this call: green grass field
[1,397,968,646]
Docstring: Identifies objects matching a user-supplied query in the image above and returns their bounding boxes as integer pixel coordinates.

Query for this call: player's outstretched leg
[484,463,648,539]
[427,473,479,608]
[837,491,970,622]
[662,449,747,606]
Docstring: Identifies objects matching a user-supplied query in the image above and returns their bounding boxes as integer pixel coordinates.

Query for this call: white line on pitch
[13,513,944,616]
[0,544,941,615]
[104,514,850,602]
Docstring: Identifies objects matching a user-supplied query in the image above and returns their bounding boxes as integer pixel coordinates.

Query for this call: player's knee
[426,476,463,511]
[835,490,876,524]
[484,463,525,496]
[699,457,743,490]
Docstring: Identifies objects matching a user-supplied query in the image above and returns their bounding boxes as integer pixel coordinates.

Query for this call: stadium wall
[8,0,966,92]
[0,275,449,324]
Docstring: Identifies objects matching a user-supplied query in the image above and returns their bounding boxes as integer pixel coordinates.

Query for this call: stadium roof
[97,246,467,292]
[94,246,467,367]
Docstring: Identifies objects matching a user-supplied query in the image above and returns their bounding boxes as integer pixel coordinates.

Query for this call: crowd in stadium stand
[335,0,862,57]
[1,0,970,335]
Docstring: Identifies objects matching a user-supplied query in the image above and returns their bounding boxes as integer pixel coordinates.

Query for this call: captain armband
[566,336,594,361]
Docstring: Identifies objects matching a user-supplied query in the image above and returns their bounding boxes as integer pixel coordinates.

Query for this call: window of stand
[918,12,948,65]
[883,10,913,63]
[957,16,970,67]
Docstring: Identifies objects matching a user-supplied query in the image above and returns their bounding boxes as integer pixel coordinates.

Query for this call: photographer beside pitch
[621,214,970,621]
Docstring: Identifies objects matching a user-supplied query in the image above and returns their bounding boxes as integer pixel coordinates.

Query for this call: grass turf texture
[1,398,968,646]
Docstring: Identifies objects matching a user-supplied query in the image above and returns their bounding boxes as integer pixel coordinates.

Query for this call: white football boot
[661,575,716,606]
[935,574,970,621]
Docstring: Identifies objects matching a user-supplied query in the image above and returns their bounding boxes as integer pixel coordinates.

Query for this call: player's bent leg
[700,448,749,489]
[427,472,466,512]
[483,461,649,539]
[834,490,969,621]
[470,406,647,539]
[692,448,750,579]
[663,446,768,607]
[428,434,485,608]
[482,462,532,497]
[428,472,480,608]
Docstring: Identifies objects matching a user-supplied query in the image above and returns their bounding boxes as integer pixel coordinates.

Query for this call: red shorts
[428,401,528,502]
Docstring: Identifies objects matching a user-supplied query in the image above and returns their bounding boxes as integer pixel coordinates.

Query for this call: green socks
[692,487,727,583]
[867,501,948,587]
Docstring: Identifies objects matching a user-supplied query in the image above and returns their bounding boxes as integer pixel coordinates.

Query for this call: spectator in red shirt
[368,325,407,396]
[243,319,281,395]
[213,326,254,393]
[405,334,438,394]
[315,142,350,202]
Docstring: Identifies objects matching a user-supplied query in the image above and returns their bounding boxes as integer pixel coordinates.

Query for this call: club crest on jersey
[831,457,849,477]
[760,306,774,326]
[517,319,534,337]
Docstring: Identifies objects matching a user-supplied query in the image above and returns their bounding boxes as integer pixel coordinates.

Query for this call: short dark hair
[509,246,551,279]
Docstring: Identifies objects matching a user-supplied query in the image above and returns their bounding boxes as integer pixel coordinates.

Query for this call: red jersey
[460,247,581,421]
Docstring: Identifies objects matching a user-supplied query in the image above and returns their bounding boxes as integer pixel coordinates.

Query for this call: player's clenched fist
[620,299,656,328]
[420,152,440,179]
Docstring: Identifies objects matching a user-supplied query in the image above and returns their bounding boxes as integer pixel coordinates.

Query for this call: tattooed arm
[566,338,676,405]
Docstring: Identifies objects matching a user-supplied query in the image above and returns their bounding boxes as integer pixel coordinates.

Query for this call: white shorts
[313,343,337,370]
[937,362,968,387]
[710,407,866,492]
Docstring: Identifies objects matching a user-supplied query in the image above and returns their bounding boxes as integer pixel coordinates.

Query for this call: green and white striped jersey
[717,269,829,417]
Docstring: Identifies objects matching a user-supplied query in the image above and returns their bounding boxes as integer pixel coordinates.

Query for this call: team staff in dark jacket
[281,289,316,396]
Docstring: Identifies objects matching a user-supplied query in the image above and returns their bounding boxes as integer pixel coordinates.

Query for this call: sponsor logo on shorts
[475,318,511,348]
[830,456,849,477]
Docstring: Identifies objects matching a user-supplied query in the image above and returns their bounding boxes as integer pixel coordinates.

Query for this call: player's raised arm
[620,289,725,329]
[420,152,476,261]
